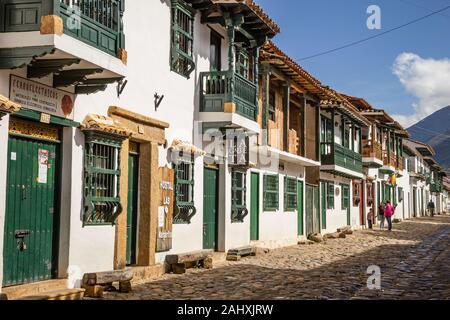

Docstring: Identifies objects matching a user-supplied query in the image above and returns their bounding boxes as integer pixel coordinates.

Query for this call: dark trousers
[368,219,373,229]
[386,216,392,231]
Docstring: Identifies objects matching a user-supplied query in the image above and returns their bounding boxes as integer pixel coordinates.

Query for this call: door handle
[21,185,27,200]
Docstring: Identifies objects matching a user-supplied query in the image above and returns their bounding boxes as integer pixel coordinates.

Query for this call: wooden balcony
[362,140,382,159]
[200,71,258,121]
[383,151,397,168]
[321,142,363,176]
[1,0,125,58]
[397,156,405,171]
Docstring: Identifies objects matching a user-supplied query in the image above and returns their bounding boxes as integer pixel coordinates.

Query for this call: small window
[231,170,247,223]
[264,174,279,211]
[236,50,249,79]
[171,0,195,78]
[269,90,276,122]
[83,133,123,225]
[341,184,350,209]
[327,182,335,209]
[174,153,196,224]
[284,177,297,211]
[353,181,361,206]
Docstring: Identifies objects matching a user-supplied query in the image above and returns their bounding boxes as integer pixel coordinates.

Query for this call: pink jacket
[384,204,395,217]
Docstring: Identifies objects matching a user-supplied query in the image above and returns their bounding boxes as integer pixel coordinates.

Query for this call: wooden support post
[261,65,270,146]
[283,82,290,152]
[302,97,307,157]
[316,102,320,161]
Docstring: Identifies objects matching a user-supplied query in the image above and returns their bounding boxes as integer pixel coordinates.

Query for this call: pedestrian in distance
[427,199,435,217]
[384,200,395,232]
[378,202,385,230]
[367,207,374,229]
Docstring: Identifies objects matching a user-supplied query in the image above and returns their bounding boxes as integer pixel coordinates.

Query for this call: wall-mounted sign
[157,166,174,252]
[9,75,75,120]
[228,133,249,166]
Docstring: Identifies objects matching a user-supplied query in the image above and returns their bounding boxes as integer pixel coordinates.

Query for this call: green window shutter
[263,174,279,211]
[327,182,334,209]
[341,184,350,209]
[83,131,124,226]
[284,177,297,211]
[171,0,195,78]
[231,170,247,223]
[174,153,196,224]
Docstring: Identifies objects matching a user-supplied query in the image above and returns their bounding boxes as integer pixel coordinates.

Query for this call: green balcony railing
[0,0,124,58]
[200,71,258,121]
[321,142,363,173]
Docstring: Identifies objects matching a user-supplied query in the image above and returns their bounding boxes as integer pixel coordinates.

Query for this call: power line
[398,0,450,20]
[297,5,450,62]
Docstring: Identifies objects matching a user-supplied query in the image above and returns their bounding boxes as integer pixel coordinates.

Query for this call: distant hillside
[408,106,450,172]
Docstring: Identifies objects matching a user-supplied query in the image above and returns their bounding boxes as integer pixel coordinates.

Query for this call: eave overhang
[184,0,280,40]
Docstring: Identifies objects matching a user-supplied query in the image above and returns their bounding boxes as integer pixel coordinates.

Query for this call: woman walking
[378,202,385,230]
[384,200,395,232]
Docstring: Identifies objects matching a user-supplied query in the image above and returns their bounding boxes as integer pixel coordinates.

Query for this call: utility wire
[397,0,450,20]
[297,5,450,61]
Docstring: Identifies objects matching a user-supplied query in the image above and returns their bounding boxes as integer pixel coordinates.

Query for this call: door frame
[250,171,260,241]
[3,129,62,286]
[203,166,219,250]
[297,179,304,236]
[126,148,140,266]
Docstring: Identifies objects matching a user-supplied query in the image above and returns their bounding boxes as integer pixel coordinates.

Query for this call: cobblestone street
[103,215,450,300]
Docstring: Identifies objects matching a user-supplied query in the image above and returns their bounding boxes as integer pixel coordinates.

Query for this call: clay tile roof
[261,41,370,126]
[0,95,21,114]
[241,0,280,34]
[81,114,131,137]
[170,139,206,156]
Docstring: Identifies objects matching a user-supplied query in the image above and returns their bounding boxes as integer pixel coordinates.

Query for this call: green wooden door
[126,153,139,265]
[203,167,218,250]
[3,135,59,286]
[320,181,327,230]
[250,172,259,241]
[297,180,304,236]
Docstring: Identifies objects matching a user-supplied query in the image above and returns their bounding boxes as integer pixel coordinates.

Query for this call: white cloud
[391,53,450,127]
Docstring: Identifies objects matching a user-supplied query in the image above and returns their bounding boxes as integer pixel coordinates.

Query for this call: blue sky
[257,0,450,127]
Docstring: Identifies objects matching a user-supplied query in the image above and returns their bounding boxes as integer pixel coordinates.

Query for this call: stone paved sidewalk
[101,215,450,300]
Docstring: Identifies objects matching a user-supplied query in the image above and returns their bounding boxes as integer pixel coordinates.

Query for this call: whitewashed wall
[320,172,355,233]
[253,162,306,249]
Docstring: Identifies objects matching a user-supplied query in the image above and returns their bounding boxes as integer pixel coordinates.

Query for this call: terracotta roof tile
[0,95,21,114]
[81,114,131,137]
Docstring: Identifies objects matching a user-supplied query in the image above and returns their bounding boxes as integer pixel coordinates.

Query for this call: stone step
[227,246,255,259]
[2,279,68,300]
[17,288,85,300]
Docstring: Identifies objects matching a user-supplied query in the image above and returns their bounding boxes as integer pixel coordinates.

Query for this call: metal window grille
[231,170,247,222]
[171,0,195,78]
[83,133,122,225]
[284,177,297,211]
[174,153,196,224]
[263,174,279,211]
